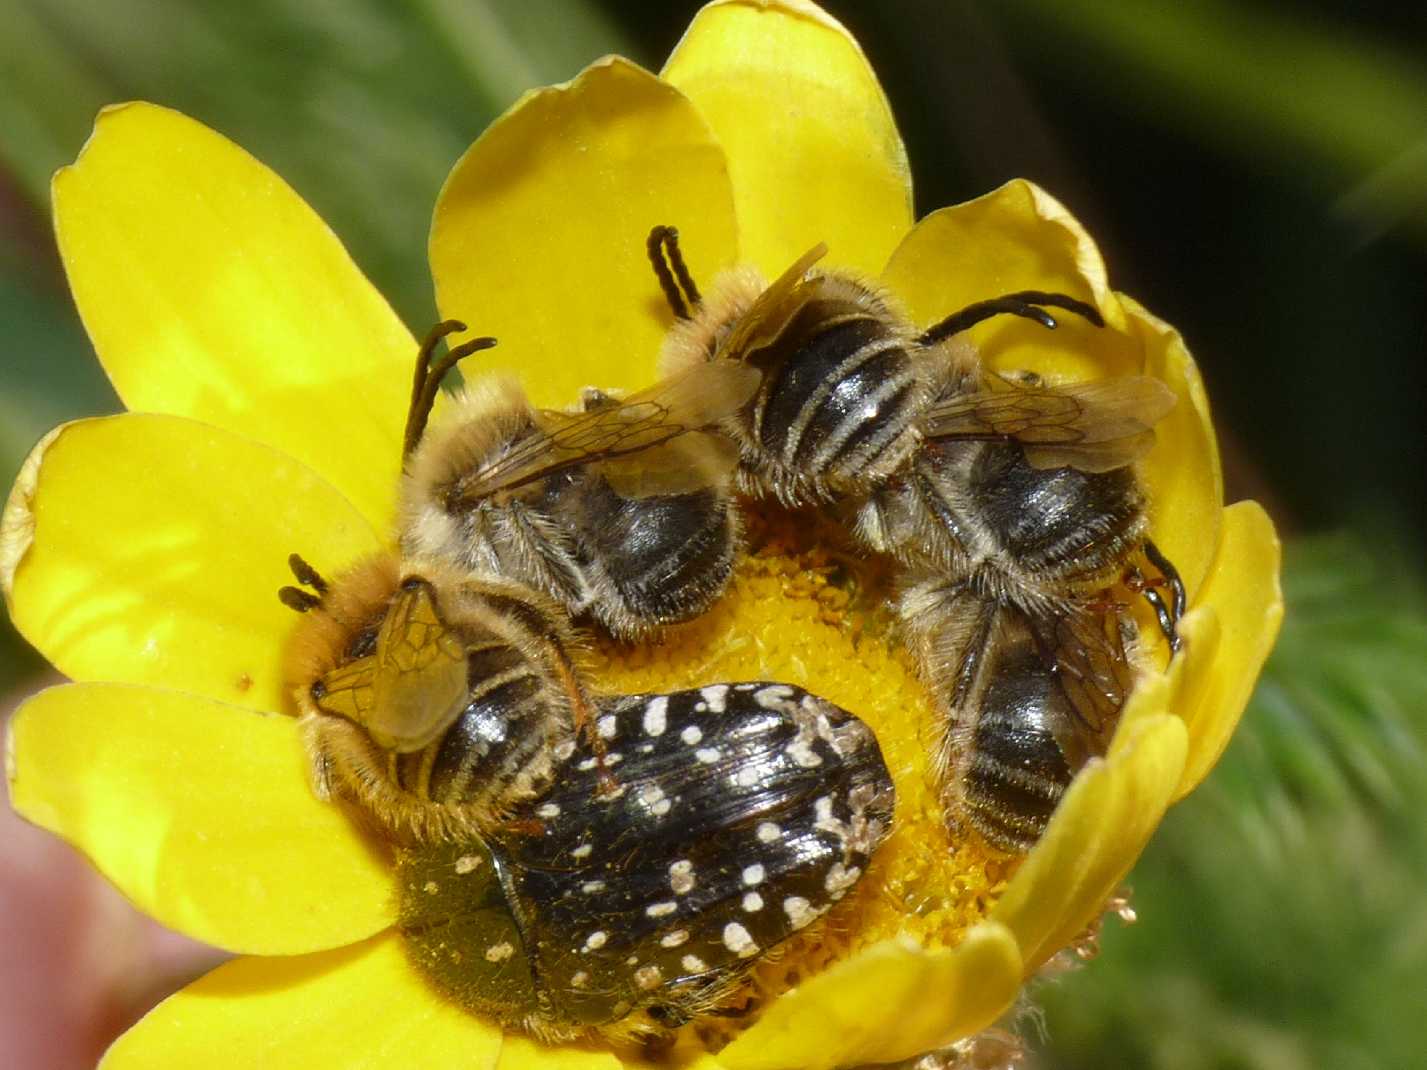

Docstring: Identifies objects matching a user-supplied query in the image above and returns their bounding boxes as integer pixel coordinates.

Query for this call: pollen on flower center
[585,505,1014,1051]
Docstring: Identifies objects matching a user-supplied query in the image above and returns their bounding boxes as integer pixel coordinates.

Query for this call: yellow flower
[2,2,1282,1068]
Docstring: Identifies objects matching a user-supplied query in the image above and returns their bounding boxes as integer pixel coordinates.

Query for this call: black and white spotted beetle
[396,681,895,1044]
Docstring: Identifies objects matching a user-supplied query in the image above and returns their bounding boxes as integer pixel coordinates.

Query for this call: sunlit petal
[881,179,1136,381]
[432,57,736,405]
[720,926,1022,1070]
[1124,296,1224,599]
[1,414,381,712]
[1171,501,1283,798]
[100,933,502,1069]
[664,0,912,278]
[52,102,414,525]
[991,713,1188,972]
[8,683,392,955]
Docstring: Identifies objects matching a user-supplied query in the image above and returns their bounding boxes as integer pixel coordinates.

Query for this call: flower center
[586,505,1014,1050]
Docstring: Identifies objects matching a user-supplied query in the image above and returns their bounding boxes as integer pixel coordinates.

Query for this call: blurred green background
[2,1,1424,1067]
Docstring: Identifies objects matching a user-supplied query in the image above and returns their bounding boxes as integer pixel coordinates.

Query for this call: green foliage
[1036,535,1427,1069]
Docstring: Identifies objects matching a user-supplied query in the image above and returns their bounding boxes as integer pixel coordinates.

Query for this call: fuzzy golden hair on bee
[400,373,530,534]
[657,263,767,378]
[282,552,401,712]
[283,550,594,844]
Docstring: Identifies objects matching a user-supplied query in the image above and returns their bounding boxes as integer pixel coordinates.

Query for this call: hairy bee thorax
[662,267,933,508]
[285,554,589,844]
[398,356,746,643]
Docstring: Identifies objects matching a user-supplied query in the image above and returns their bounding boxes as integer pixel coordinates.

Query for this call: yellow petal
[494,1037,629,1070]
[2,414,382,712]
[431,57,737,406]
[881,179,1137,380]
[719,927,1022,1070]
[101,933,502,1069]
[53,102,414,525]
[8,682,392,954]
[663,0,912,278]
[992,713,1188,973]
[1124,296,1225,599]
[1172,500,1283,799]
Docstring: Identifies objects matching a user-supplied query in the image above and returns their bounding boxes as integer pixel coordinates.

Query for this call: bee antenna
[404,321,498,458]
[919,291,1104,346]
[646,225,702,321]
[281,553,328,612]
[278,585,322,613]
[288,552,329,594]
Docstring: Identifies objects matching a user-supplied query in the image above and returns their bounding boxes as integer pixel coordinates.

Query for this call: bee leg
[278,552,329,612]
[1124,565,1181,654]
[403,320,499,458]
[947,597,1000,708]
[918,290,1105,346]
[1143,539,1187,622]
[646,224,703,320]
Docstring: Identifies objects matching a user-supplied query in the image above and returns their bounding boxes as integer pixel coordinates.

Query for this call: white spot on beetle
[454,854,482,874]
[783,896,815,929]
[660,929,689,948]
[646,900,678,918]
[742,891,764,912]
[681,954,707,973]
[681,724,703,746]
[634,964,663,990]
[786,737,822,768]
[597,715,617,740]
[484,942,514,963]
[581,880,606,895]
[639,782,671,816]
[642,696,668,736]
[571,843,592,859]
[723,922,758,957]
[571,970,589,988]
[669,859,696,895]
[537,802,561,818]
[695,747,721,764]
[754,684,794,708]
[742,864,765,887]
[584,930,607,951]
[700,684,728,712]
[756,821,781,843]
[824,863,861,896]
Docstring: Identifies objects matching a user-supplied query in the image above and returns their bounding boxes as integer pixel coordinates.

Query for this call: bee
[280,552,592,843]
[398,320,758,640]
[650,225,1109,508]
[645,226,1185,851]
[899,576,1136,852]
[396,681,895,1045]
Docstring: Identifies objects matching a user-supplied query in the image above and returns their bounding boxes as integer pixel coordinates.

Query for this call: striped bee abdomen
[742,286,924,502]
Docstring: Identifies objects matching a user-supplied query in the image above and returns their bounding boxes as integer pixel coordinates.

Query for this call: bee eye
[400,576,426,592]
[347,628,378,660]
[309,680,326,701]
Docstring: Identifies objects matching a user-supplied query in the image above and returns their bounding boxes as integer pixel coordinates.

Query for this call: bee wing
[714,242,829,361]
[363,583,471,753]
[595,430,742,498]
[450,361,759,506]
[923,376,1176,472]
[313,655,377,726]
[1051,609,1133,746]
